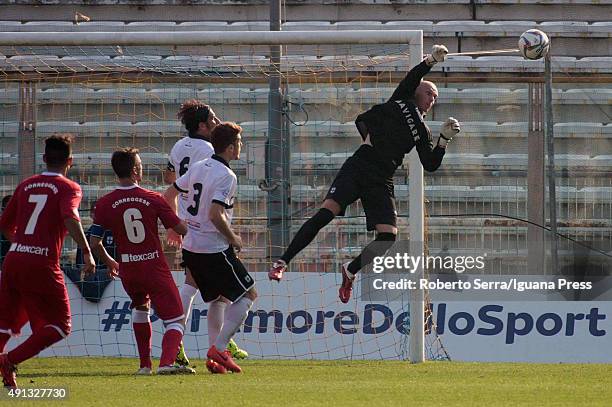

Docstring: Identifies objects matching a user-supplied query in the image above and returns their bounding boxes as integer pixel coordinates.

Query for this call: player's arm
[89,225,119,279]
[157,194,188,236]
[390,45,448,101]
[404,103,460,172]
[209,203,242,252]
[209,173,242,251]
[163,161,176,185]
[65,218,96,277]
[416,117,460,172]
[163,183,180,214]
[171,220,188,236]
[61,186,95,276]
[162,183,181,245]
[163,174,189,247]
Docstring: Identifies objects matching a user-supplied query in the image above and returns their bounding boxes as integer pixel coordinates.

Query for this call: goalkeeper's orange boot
[207,345,242,373]
[206,358,227,374]
[0,353,17,389]
[339,263,355,304]
[268,260,286,281]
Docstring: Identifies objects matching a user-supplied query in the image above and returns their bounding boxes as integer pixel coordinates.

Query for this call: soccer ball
[518,29,550,60]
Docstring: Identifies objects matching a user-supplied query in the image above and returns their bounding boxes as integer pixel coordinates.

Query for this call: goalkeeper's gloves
[426,44,448,66]
[438,117,460,148]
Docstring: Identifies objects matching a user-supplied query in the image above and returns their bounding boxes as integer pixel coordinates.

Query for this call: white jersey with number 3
[174,155,237,254]
[168,136,214,219]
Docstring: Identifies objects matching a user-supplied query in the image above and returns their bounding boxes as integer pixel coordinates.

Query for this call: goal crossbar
[0,30,421,46]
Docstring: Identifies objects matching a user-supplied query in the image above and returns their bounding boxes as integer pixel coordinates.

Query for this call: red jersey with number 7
[0,172,82,270]
[92,185,181,274]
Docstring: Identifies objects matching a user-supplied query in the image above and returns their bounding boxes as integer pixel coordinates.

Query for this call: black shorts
[182,248,255,303]
[324,150,397,231]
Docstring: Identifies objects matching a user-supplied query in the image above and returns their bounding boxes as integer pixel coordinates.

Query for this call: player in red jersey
[89,148,193,375]
[0,135,95,389]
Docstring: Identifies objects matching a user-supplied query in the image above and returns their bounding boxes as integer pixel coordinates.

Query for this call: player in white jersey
[163,100,247,367]
[165,122,256,374]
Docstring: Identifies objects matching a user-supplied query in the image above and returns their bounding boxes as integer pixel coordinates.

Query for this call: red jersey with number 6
[92,185,181,274]
[0,172,82,270]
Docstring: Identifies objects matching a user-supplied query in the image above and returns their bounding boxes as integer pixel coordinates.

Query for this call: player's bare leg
[269,199,340,281]
[339,224,397,303]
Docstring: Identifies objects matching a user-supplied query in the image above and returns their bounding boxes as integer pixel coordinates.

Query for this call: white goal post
[0,30,426,363]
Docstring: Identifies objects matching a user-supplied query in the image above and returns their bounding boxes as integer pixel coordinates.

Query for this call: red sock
[0,332,10,353]
[8,326,63,365]
[133,322,152,369]
[159,329,183,367]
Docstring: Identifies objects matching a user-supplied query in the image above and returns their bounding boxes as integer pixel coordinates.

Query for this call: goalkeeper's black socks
[280,208,335,264]
[347,232,396,276]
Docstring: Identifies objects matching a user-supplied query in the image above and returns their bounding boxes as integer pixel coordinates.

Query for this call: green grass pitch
[3,357,612,406]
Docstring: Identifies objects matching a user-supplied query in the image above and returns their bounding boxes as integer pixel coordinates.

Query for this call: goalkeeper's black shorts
[324,147,397,231]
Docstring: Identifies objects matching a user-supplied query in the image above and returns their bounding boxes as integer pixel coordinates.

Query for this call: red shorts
[119,266,183,322]
[0,255,71,337]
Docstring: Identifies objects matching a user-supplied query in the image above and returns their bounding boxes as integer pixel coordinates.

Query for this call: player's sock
[214,297,253,350]
[180,284,198,326]
[0,332,10,353]
[132,309,152,369]
[160,323,183,367]
[280,208,335,263]
[207,300,227,347]
[7,325,64,365]
[347,232,397,276]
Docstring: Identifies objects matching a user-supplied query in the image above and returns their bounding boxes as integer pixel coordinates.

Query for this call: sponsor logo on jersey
[394,100,422,142]
[120,250,160,263]
[9,242,50,256]
[187,220,201,229]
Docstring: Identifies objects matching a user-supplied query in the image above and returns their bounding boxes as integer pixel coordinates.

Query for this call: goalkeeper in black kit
[268,45,461,303]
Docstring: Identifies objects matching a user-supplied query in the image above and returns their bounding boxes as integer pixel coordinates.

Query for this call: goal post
[408,37,425,364]
[0,30,429,362]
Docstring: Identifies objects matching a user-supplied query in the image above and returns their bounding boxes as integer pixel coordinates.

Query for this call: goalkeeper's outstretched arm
[390,45,448,101]
[415,116,461,172]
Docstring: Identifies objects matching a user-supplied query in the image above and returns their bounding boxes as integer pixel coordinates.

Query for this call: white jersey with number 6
[174,155,237,254]
[168,135,214,219]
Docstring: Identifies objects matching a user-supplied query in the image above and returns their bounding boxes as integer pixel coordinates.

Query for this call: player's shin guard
[280,208,335,264]
[347,232,396,276]
[214,297,253,350]
[207,300,227,347]
[160,322,184,367]
[7,325,64,365]
[132,309,152,369]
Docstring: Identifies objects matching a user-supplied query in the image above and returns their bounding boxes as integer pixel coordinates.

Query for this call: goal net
[0,30,450,362]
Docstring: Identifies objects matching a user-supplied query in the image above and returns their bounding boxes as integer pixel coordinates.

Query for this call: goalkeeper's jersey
[355,60,446,178]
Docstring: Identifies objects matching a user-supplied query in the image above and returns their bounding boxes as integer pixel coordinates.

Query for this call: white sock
[207,300,227,348]
[214,297,253,350]
[179,284,199,325]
